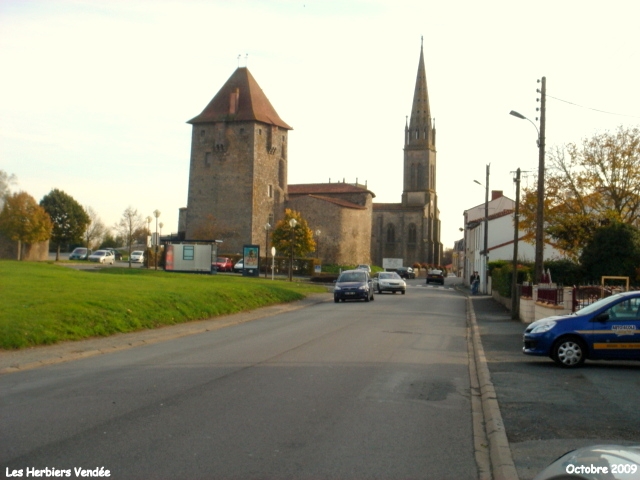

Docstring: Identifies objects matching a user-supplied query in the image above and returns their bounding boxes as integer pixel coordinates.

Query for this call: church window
[408,224,417,244]
[386,224,395,243]
[259,128,262,135]
[268,184,273,198]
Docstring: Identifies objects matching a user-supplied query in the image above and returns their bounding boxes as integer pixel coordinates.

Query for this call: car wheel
[377,286,382,294]
[334,297,339,303]
[364,293,370,302]
[552,337,586,368]
[371,292,374,301]
[401,290,405,295]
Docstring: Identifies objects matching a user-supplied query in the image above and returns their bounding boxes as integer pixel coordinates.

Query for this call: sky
[2,0,640,251]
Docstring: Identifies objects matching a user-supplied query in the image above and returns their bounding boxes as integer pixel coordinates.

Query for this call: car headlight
[530,321,556,334]
[358,285,368,291]
[334,286,341,291]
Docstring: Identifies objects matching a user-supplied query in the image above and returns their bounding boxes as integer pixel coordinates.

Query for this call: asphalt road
[1,281,478,479]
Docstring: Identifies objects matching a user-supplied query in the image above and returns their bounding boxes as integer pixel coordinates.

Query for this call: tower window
[204,152,212,167]
[268,184,273,198]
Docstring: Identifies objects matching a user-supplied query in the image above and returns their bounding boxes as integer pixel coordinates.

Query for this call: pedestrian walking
[470,271,479,295]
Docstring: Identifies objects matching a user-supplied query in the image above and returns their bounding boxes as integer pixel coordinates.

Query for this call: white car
[372,272,406,294]
[130,251,144,263]
[87,250,115,264]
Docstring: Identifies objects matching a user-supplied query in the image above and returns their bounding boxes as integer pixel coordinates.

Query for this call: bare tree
[114,206,145,267]
[0,170,18,210]
[84,206,106,250]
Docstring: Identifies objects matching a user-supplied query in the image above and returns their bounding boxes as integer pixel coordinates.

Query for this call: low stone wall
[492,286,574,324]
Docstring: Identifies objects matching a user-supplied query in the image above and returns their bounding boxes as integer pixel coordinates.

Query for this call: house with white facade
[463,190,566,294]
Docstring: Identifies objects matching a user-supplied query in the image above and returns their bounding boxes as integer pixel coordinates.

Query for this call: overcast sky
[2,0,639,252]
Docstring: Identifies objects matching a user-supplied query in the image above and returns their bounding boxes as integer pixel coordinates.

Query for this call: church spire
[407,37,433,147]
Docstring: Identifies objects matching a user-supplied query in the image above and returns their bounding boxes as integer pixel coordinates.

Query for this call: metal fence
[537,285,564,306]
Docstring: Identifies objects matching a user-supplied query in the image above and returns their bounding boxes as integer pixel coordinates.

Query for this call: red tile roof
[188,67,292,130]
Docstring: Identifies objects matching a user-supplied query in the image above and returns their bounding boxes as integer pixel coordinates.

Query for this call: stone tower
[184,67,292,254]
[371,40,442,267]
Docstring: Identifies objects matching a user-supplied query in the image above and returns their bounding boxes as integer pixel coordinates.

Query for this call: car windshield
[573,292,630,316]
[73,248,87,254]
[429,270,443,275]
[132,251,142,255]
[339,272,367,283]
[379,273,400,279]
[94,251,105,256]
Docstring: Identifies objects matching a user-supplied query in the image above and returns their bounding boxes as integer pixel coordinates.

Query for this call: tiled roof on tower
[188,67,292,130]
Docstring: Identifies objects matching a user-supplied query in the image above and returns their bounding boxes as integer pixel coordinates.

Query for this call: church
[179,41,442,267]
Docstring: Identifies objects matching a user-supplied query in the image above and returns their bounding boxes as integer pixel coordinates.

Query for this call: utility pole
[534,77,546,284]
[483,164,490,294]
[511,168,521,319]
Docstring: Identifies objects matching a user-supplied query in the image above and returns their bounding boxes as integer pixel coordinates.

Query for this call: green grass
[0,261,326,350]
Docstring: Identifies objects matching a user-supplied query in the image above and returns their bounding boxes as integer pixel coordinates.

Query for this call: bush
[490,262,532,298]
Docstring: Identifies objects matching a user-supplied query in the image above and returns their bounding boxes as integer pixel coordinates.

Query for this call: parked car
[130,250,145,263]
[426,269,445,285]
[69,247,91,260]
[233,259,244,273]
[356,264,371,273]
[103,248,122,261]
[334,269,374,303]
[214,257,234,272]
[395,267,415,279]
[523,291,640,368]
[372,272,406,294]
[88,249,115,265]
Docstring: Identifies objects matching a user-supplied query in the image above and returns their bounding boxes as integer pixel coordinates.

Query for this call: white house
[463,190,566,294]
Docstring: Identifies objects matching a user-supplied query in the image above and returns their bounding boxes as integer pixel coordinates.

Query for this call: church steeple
[406,37,434,148]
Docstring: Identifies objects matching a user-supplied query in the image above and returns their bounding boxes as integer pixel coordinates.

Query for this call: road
[1,279,478,479]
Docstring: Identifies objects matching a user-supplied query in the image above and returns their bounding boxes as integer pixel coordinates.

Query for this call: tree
[84,206,107,250]
[579,221,640,283]
[0,191,52,260]
[40,189,90,260]
[271,209,316,259]
[519,125,640,259]
[114,206,145,267]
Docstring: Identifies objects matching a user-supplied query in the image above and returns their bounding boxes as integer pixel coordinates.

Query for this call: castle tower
[184,67,292,253]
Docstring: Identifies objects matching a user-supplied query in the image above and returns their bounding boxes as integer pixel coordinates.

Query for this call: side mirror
[594,313,609,322]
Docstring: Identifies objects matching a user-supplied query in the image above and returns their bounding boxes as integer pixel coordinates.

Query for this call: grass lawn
[0,261,327,350]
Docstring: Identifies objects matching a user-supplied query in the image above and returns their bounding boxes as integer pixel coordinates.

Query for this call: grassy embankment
[0,261,326,350]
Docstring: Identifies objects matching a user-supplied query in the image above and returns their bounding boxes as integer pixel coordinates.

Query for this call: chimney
[491,190,503,201]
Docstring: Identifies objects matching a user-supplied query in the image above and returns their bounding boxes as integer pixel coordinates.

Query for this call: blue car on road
[523,291,640,367]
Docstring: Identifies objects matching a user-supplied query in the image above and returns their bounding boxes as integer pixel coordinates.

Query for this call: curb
[467,295,519,480]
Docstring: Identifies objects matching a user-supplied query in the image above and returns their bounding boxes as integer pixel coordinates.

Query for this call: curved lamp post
[264,223,271,278]
[473,164,490,294]
[288,218,297,281]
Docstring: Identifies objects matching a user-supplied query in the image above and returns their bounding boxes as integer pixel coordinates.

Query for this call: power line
[545,92,640,119]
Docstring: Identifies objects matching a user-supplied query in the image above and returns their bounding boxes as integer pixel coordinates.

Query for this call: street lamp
[288,218,297,281]
[510,76,546,284]
[153,209,161,271]
[264,223,271,278]
[473,163,490,294]
[315,229,321,259]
